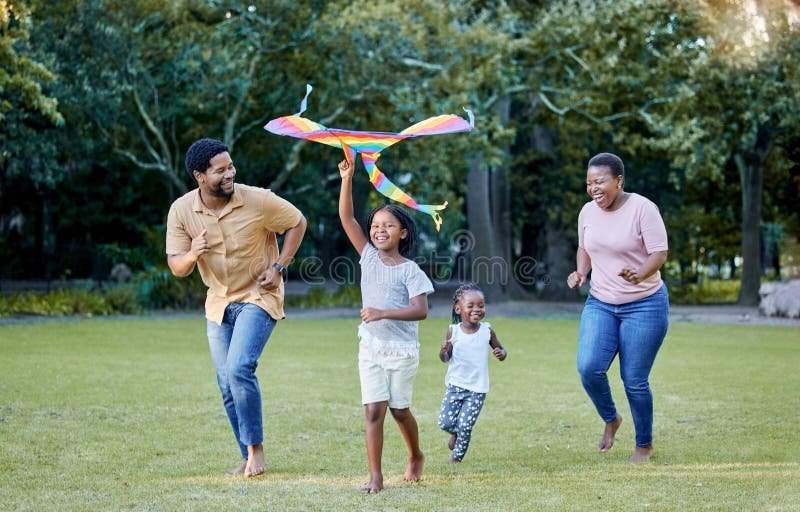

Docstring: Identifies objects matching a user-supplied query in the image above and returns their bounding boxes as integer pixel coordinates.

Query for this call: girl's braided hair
[451,282,483,324]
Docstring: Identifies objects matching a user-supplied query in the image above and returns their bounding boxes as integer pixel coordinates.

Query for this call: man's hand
[257,266,282,291]
[360,307,384,323]
[493,347,507,361]
[567,271,586,289]
[190,229,210,260]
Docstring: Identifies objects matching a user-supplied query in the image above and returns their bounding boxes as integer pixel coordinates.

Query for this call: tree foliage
[1,0,797,306]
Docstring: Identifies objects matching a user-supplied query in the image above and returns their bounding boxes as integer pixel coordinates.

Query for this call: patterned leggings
[437,385,486,461]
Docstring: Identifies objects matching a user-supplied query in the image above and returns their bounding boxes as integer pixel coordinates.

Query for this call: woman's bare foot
[599,415,623,452]
[449,456,462,464]
[360,474,383,494]
[448,434,457,451]
[631,445,654,462]
[225,459,247,476]
[244,444,266,477]
[403,452,425,482]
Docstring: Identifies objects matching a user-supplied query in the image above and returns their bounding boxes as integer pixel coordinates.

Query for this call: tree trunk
[540,219,576,300]
[491,97,525,298]
[735,153,765,306]
[466,152,504,302]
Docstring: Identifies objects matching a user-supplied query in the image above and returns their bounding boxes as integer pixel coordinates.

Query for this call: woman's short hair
[588,152,624,178]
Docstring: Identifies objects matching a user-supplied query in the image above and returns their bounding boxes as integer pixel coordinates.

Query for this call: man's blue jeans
[207,303,276,459]
[577,285,669,447]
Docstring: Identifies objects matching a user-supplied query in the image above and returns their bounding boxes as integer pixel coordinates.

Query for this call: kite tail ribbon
[362,152,448,231]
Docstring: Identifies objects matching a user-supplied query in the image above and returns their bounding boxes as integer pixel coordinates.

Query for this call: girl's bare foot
[225,459,247,476]
[361,474,383,494]
[403,452,425,482]
[244,444,266,477]
[448,434,457,451]
[631,445,654,462]
[599,415,622,452]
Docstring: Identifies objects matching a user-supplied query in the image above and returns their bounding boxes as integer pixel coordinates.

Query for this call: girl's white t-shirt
[358,243,434,356]
[445,322,492,394]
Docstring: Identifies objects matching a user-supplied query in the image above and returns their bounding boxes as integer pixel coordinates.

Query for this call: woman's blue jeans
[577,285,669,447]
[207,303,276,459]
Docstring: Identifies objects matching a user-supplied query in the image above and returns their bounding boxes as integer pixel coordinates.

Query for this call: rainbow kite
[264,84,474,231]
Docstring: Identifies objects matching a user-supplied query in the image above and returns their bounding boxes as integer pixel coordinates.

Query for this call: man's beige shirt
[166,184,303,324]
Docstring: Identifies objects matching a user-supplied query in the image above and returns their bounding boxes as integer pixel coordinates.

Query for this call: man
[166,138,307,477]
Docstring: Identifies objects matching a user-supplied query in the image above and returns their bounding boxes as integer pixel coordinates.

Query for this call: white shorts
[358,340,419,408]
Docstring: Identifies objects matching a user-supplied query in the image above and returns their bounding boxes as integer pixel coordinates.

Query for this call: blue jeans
[577,285,669,447]
[207,303,276,459]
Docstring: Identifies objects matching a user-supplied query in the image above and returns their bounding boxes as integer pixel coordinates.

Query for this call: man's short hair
[185,138,229,181]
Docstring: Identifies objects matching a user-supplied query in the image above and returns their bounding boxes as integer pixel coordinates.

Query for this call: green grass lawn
[1,316,798,511]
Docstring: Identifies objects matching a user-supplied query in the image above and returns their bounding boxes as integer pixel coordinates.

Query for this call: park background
[2,2,800,511]
[1,0,799,315]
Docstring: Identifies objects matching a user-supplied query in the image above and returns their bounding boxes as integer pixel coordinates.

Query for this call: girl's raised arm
[338,159,368,254]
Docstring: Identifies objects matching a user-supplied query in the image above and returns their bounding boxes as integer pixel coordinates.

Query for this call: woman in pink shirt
[566,153,669,462]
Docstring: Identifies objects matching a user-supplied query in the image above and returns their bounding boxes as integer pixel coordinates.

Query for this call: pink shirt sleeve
[640,200,668,253]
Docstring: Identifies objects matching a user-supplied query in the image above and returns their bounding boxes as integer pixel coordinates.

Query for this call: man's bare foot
[631,445,654,462]
[599,415,623,452]
[225,459,247,476]
[448,434,457,451]
[360,474,383,494]
[449,456,461,464]
[403,452,425,482]
[244,444,266,478]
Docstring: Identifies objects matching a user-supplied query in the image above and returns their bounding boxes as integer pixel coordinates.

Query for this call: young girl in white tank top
[438,283,507,463]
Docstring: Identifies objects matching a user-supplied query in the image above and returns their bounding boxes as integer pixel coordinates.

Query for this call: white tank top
[444,322,492,393]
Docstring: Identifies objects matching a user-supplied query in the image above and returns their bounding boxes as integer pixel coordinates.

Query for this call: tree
[511,0,708,298]
[0,0,64,278]
[666,0,800,304]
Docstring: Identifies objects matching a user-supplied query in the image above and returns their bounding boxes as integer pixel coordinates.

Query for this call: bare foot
[631,445,654,462]
[449,456,461,464]
[360,474,383,494]
[448,434,457,451]
[403,452,425,482]
[225,459,247,476]
[599,415,623,452]
[244,444,266,478]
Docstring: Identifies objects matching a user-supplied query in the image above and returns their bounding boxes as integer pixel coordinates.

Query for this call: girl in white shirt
[438,283,507,463]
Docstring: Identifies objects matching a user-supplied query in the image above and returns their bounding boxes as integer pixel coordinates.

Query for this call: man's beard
[210,181,234,198]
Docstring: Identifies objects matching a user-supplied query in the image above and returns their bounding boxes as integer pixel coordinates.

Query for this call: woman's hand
[567,271,586,289]
[618,267,643,284]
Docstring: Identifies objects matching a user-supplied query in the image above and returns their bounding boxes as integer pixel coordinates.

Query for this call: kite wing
[264,84,474,231]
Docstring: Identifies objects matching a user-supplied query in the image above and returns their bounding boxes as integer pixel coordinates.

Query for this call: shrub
[669,279,741,305]
[285,285,361,308]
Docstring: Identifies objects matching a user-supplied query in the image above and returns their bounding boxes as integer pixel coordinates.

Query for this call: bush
[668,279,741,305]
[0,289,114,317]
[285,285,361,308]
[0,269,205,317]
[132,267,205,310]
[103,284,145,315]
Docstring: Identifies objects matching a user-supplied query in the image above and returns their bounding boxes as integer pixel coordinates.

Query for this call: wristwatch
[271,262,285,273]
